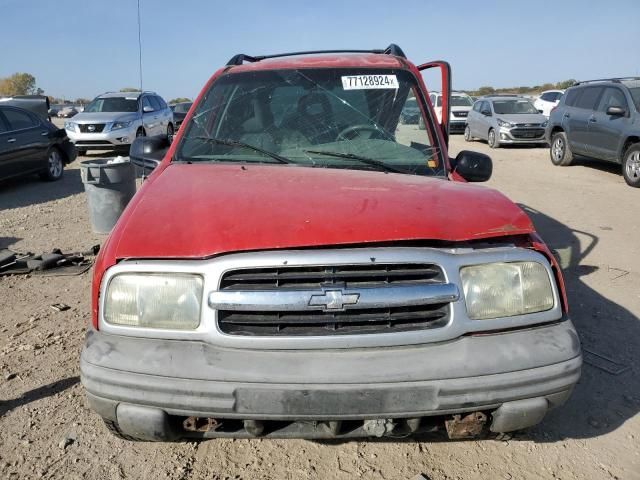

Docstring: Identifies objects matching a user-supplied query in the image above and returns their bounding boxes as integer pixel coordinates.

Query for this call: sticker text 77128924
[341,75,399,90]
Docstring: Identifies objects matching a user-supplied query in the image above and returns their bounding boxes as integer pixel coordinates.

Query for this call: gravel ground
[0,127,639,479]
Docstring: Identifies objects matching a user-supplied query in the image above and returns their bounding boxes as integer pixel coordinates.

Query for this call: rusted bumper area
[80,320,581,440]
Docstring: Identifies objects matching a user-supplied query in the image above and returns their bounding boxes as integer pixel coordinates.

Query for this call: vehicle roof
[97,91,155,98]
[227,53,406,73]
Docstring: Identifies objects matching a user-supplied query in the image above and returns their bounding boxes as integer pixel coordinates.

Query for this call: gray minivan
[546,78,640,187]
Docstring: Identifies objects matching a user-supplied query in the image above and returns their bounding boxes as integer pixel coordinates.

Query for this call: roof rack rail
[226,44,406,66]
[574,77,640,85]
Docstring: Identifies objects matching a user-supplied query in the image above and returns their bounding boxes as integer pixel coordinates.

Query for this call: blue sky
[1,0,638,101]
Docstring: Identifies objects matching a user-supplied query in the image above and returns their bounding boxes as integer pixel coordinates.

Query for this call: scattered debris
[583,348,630,375]
[58,432,76,450]
[50,303,71,312]
[4,372,17,381]
[0,246,99,277]
[445,412,487,439]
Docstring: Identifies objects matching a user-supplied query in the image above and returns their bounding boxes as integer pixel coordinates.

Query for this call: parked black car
[546,77,640,187]
[0,104,77,182]
[169,102,192,130]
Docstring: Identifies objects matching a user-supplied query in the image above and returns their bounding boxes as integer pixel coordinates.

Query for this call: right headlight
[64,121,77,132]
[460,261,554,320]
[103,273,203,329]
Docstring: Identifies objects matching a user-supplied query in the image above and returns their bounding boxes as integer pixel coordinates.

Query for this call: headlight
[111,121,132,131]
[497,118,513,128]
[104,273,203,329]
[64,121,76,132]
[460,262,554,320]
[541,120,549,127]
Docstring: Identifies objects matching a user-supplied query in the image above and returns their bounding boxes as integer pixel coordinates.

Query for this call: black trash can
[80,158,136,234]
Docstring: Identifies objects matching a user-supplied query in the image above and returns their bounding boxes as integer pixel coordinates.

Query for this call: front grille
[78,123,105,133]
[75,140,113,145]
[511,128,545,139]
[216,264,451,336]
[452,111,468,118]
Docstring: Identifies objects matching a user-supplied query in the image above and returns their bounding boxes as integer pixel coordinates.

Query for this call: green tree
[0,72,37,96]
[168,97,191,104]
[555,79,577,89]
[476,86,495,96]
[540,83,555,91]
[75,98,92,105]
[119,87,140,92]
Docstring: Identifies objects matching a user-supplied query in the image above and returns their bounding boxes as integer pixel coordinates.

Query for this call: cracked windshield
[177,68,444,176]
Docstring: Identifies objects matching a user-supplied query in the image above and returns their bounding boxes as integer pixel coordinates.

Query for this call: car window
[0,113,7,133]
[179,68,444,177]
[574,87,603,110]
[157,96,168,109]
[436,96,442,107]
[472,101,481,112]
[564,89,580,107]
[3,108,38,131]
[481,101,490,113]
[598,87,628,112]
[142,97,154,111]
[547,92,562,102]
[429,94,435,105]
[492,99,538,114]
[148,96,162,111]
[85,96,139,113]
[451,96,473,107]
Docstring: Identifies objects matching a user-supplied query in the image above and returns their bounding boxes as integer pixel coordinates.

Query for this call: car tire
[622,143,640,187]
[488,128,499,148]
[550,131,573,166]
[167,123,174,144]
[464,125,472,142]
[40,147,64,181]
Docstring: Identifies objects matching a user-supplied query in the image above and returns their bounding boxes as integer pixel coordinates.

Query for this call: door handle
[7,138,16,143]
[588,117,597,123]
[563,113,570,118]
[41,131,49,136]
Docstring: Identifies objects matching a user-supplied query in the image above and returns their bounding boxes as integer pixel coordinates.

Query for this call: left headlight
[460,262,554,320]
[541,120,549,128]
[64,121,77,132]
[497,118,513,128]
[104,273,203,329]
[111,121,132,131]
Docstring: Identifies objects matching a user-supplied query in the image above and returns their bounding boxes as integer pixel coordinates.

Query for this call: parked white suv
[428,91,474,134]
[534,90,564,117]
[64,91,174,155]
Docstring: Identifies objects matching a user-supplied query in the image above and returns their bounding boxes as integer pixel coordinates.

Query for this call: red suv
[81,45,581,441]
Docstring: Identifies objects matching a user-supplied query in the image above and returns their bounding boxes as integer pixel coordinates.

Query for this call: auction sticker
[342,74,399,90]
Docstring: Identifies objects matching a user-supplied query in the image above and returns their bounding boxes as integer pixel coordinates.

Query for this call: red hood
[110,164,533,259]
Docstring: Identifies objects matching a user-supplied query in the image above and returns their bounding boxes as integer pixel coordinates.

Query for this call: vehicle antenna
[137,0,146,181]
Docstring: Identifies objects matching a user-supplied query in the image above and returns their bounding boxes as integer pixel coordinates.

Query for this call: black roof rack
[226,44,406,66]
[574,77,640,85]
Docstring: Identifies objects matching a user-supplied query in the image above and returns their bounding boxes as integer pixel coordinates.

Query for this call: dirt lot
[1,127,639,479]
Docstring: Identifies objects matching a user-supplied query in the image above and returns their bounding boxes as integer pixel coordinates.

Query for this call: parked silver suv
[64,91,174,155]
[465,95,548,148]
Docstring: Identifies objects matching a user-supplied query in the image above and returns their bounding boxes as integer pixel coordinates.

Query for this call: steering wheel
[336,124,387,141]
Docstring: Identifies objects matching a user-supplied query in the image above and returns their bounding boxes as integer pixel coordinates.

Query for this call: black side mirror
[537,109,544,114]
[481,109,492,116]
[450,150,492,182]
[129,135,169,171]
[606,105,626,116]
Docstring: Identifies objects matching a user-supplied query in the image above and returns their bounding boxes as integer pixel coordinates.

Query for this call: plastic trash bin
[80,158,136,234]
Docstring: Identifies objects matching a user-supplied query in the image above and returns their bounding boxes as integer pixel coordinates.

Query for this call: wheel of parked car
[167,123,174,144]
[487,128,499,149]
[550,132,574,166]
[40,147,64,181]
[464,125,472,142]
[622,143,640,188]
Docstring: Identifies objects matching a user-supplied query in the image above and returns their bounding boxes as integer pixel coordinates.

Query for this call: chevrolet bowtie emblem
[309,290,360,311]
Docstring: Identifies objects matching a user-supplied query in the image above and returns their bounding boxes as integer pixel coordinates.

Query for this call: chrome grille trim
[209,283,459,312]
[97,247,563,350]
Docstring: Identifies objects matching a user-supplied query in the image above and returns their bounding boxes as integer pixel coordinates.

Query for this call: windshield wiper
[193,136,295,164]
[303,149,406,174]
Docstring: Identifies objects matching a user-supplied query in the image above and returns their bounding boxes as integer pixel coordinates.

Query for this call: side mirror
[450,150,492,182]
[143,105,154,113]
[537,109,544,114]
[606,106,626,116]
[481,109,492,116]
[129,135,169,171]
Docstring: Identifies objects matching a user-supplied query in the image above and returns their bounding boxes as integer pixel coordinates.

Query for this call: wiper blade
[303,149,406,174]
[194,136,294,164]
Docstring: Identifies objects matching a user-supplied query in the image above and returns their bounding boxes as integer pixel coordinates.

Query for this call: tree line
[466,79,577,97]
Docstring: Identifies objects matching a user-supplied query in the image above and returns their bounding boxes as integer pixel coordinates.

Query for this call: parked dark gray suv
[546,78,640,187]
